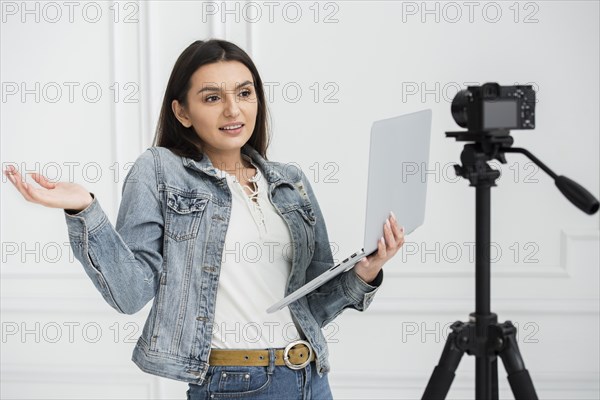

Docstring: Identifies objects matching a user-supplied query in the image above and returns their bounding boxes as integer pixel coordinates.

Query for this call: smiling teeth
[221,124,242,130]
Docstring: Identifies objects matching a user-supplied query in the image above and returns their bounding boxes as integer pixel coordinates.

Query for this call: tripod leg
[476,356,493,399]
[422,322,466,400]
[497,322,538,400]
[475,314,498,400]
[492,357,499,400]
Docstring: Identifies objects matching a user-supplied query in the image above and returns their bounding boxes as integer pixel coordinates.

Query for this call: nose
[223,93,240,118]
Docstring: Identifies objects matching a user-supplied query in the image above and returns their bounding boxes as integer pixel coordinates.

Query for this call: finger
[29,173,57,189]
[5,169,36,202]
[389,214,404,242]
[378,236,387,258]
[4,167,18,183]
[384,218,397,248]
[20,180,39,203]
[21,181,45,203]
[4,167,23,185]
[11,170,60,205]
[7,171,60,208]
[390,217,403,241]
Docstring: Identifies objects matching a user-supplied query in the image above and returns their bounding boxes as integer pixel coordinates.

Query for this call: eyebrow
[196,80,254,95]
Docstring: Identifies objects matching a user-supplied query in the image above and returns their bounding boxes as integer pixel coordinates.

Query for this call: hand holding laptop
[353,210,405,284]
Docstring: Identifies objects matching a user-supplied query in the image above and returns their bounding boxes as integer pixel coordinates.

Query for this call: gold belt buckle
[283,340,313,370]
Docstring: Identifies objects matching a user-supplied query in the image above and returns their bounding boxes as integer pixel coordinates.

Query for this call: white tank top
[211,154,302,349]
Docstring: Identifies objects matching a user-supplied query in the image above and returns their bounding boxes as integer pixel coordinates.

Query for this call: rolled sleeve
[341,268,383,311]
[64,193,107,236]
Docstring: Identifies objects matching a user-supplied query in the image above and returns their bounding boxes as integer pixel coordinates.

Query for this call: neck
[204,148,249,172]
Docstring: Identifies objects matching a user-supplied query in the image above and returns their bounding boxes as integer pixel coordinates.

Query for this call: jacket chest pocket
[165,191,210,241]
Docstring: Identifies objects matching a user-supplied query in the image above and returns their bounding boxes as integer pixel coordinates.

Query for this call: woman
[3,39,405,399]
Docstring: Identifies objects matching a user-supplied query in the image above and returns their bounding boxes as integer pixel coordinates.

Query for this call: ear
[172,100,193,128]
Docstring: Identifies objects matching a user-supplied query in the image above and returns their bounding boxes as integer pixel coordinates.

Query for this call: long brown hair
[152,39,271,161]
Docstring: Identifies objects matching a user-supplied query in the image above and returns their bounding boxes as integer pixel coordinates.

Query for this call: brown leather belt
[209,340,315,370]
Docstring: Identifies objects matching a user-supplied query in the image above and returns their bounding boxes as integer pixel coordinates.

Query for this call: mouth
[219,123,244,131]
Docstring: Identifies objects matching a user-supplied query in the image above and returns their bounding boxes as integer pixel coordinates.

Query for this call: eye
[239,89,252,98]
[205,95,220,103]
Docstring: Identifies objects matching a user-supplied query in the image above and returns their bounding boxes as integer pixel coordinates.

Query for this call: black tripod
[422,129,600,400]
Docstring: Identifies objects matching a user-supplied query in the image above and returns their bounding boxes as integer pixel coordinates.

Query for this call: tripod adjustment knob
[495,337,504,350]
[454,164,463,175]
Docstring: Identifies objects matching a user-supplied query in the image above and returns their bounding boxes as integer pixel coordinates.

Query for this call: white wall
[1,1,598,399]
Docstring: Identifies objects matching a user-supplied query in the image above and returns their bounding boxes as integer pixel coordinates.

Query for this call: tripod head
[445,128,599,215]
[447,82,599,215]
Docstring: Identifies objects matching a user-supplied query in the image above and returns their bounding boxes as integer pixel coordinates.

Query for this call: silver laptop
[266,109,432,314]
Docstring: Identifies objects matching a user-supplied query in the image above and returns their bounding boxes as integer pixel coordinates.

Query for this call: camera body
[451,83,536,132]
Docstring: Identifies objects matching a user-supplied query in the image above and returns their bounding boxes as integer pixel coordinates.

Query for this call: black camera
[451,83,536,132]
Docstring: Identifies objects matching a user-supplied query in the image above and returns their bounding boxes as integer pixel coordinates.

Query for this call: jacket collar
[182,143,294,185]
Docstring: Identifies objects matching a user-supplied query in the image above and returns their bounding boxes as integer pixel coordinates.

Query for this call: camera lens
[451,89,470,128]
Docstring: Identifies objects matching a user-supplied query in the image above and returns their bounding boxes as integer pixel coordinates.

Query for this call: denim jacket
[63,143,383,384]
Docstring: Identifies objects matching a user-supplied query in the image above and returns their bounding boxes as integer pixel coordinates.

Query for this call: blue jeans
[186,348,333,399]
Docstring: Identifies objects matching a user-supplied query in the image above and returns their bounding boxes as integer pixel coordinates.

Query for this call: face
[172,60,258,165]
